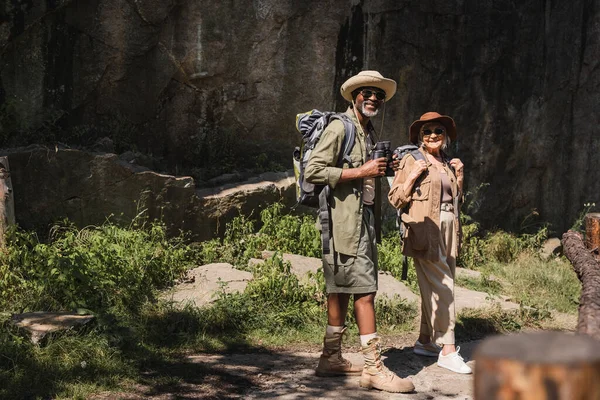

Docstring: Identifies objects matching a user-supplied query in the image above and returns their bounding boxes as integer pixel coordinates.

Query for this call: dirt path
[196,343,478,399]
[93,337,479,399]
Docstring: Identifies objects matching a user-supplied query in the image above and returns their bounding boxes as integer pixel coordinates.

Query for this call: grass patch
[0,323,134,400]
[457,218,579,315]
[454,273,503,296]
[480,252,580,314]
[456,304,552,341]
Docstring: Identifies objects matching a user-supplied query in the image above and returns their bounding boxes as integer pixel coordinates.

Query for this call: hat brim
[341,74,397,102]
[409,115,457,144]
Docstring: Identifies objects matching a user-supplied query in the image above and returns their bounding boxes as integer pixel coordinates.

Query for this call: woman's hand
[449,158,464,179]
[400,159,427,196]
[391,155,401,171]
[410,159,428,179]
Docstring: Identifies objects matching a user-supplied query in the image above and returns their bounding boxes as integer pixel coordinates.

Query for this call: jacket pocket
[412,178,431,201]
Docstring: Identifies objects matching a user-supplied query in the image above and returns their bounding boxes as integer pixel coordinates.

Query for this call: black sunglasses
[359,89,386,101]
[422,128,445,136]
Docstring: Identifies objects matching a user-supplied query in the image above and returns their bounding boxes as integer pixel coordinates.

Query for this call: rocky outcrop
[5,146,296,241]
[161,263,253,308]
[1,1,599,233]
[167,251,521,312]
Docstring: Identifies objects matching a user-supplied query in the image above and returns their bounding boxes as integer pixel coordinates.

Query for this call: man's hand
[361,157,388,178]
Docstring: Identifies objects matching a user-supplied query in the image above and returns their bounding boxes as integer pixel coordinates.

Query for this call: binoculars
[370,141,395,177]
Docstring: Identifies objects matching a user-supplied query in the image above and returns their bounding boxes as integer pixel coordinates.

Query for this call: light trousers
[413,209,457,345]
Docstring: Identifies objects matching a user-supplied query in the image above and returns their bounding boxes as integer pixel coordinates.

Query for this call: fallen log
[586,213,600,259]
[474,331,600,399]
[562,229,600,340]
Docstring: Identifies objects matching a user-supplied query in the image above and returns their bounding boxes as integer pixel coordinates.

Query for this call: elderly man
[304,71,414,393]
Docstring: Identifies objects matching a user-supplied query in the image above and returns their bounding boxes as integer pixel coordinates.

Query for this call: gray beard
[360,102,380,118]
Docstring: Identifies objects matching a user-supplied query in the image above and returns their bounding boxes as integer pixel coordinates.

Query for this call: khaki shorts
[323,206,378,294]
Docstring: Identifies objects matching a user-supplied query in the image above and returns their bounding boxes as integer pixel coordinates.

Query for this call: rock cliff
[1,0,599,233]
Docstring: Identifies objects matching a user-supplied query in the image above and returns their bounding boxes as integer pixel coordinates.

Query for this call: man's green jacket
[304,107,377,256]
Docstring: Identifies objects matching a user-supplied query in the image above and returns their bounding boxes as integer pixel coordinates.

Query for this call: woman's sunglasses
[359,89,386,101]
[422,128,445,136]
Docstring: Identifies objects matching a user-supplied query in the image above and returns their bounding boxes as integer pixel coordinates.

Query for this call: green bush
[144,253,328,348]
[458,221,547,269]
[201,203,321,267]
[0,220,194,313]
[244,254,325,328]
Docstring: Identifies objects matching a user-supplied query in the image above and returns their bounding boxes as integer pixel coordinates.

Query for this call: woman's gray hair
[418,131,452,151]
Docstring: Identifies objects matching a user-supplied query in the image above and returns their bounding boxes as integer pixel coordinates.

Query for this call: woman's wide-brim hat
[409,112,457,144]
[340,70,397,102]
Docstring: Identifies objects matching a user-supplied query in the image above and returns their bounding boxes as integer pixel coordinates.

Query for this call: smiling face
[354,86,385,118]
[420,122,447,155]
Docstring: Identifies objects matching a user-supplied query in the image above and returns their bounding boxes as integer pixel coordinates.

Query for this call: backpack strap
[319,113,356,255]
[409,148,425,162]
[332,113,356,167]
[318,185,332,254]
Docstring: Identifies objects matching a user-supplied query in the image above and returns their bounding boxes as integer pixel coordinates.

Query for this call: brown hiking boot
[359,337,415,393]
[315,326,362,377]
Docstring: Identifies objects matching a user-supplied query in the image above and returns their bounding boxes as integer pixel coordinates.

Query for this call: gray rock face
[1,0,599,232]
[4,146,296,241]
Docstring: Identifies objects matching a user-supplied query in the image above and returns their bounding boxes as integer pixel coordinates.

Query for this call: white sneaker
[414,340,441,357]
[437,347,472,374]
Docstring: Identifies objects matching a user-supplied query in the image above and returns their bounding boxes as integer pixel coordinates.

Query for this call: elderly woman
[388,112,471,374]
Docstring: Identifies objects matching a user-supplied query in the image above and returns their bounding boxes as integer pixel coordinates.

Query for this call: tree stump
[562,229,600,339]
[0,156,14,249]
[586,213,600,259]
[474,332,600,399]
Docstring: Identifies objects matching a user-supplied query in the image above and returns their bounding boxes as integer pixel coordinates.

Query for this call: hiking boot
[414,340,442,357]
[359,338,415,393]
[437,347,472,374]
[315,326,362,377]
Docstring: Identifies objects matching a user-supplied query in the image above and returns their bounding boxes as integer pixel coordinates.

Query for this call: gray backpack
[293,110,356,208]
[293,110,358,255]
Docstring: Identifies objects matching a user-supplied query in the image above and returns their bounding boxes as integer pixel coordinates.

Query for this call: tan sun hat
[409,112,457,144]
[340,70,397,102]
